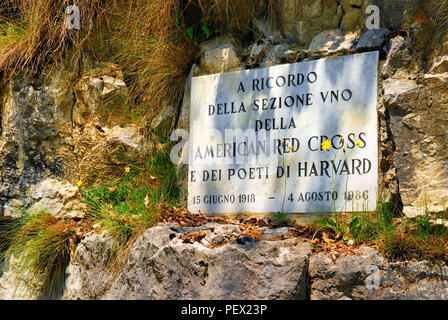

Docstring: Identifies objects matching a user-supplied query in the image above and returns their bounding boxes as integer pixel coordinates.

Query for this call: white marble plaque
[188,51,379,214]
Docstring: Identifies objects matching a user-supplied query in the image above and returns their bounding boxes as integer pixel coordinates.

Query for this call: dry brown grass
[0,0,275,124]
[0,0,104,76]
[106,0,276,123]
[105,0,198,123]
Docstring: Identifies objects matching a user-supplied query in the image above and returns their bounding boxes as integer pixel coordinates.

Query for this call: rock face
[64,224,312,300]
[275,0,342,46]
[308,29,358,52]
[60,224,448,300]
[2,221,448,300]
[309,247,448,300]
[200,36,243,74]
[356,29,390,51]
[178,3,448,216]
[24,178,84,219]
[0,0,447,301]
[381,32,448,216]
[0,68,75,208]
[0,60,142,216]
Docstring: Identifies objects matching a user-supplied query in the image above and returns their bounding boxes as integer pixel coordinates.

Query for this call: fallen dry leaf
[144,194,150,208]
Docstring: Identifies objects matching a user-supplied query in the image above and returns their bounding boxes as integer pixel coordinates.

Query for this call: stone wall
[0,59,143,217]
[178,0,448,216]
[0,0,446,300]
[59,223,447,300]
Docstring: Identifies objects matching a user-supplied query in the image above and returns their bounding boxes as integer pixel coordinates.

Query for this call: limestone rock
[63,232,115,300]
[254,20,283,44]
[308,30,358,52]
[339,0,366,31]
[428,55,448,74]
[381,36,413,78]
[247,41,271,67]
[64,224,312,300]
[0,255,44,300]
[73,74,127,126]
[203,223,241,246]
[384,74,448,216]
[0,68,76,210]
[356,29,390,51]
[103,126,142,150]
[200,36,242,74]
[383,79,420,111]
[309,247,448,299]
[377,0,423,31]
[261,44,290,67]
[275,0,341,47]
[68,122,142,187]
[25,178,85,219]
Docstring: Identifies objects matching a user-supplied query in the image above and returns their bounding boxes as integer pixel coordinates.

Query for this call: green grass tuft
[0,212,77,299]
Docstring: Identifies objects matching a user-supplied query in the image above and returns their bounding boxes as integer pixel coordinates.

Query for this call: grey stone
[64,224,312,300]
[254,20,283,43]
[103,125,142,150]
[309,248,448,300]
[247,41,271,67]
[384,74,448,216]
[383,79,420,111]
[200,36,242,74]
[73,75,127,126]
[0,255,45,300]
[204,224,240,246]
[261,44,290,67]
[275,0,341,46]
[356,29,390,51]
[381,36,413,78]
[0,69,76,207]
[308,29,358,52]
[25,178,85,219]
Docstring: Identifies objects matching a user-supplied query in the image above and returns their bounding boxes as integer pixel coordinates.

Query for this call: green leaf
[343,234,349,241]
[186,26,194,39]
[201,25,210,38]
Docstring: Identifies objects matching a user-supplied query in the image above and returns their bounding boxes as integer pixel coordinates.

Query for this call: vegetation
[0,0,275,296]
[315,201,448,263]
[0,0,275,124]
[0,0,103,75]
[80,140,179,272]
[0,0,446,298]
[0,139,179,296]
[0,212,79,299]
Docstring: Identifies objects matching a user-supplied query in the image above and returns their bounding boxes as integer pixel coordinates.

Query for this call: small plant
[318,214,349,241]
[275,211,287,221]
